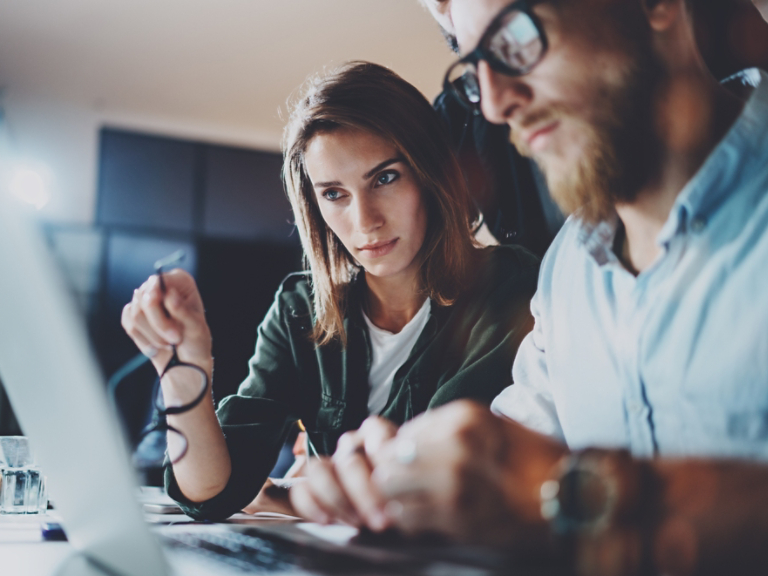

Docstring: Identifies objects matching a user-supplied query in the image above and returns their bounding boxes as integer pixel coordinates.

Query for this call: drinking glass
[0,436,48,514]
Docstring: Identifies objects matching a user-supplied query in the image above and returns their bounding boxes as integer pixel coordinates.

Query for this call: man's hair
[283,62,476,346]
[442,27,460,54]
[417,0,460,53]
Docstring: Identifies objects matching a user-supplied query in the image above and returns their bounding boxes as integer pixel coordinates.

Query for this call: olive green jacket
[167,245,538,520]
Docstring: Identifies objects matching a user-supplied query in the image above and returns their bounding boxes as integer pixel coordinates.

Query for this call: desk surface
[1,513,70,576]
[0,511,306,576]
[0,511,381,576]
[0,508,566,576]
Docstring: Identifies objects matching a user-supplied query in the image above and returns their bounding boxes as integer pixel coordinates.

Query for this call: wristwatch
[539,449,628,535]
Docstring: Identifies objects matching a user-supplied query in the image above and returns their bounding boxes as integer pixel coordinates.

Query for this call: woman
[121,62,538,521]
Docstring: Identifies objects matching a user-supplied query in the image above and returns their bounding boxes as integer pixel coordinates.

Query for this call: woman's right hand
[121,268,212,376]
[123,268,232,504]
[290,417,398,529]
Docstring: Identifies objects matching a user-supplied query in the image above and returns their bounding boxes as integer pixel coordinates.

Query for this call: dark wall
[93,128,302,446]
[0,129,304,447]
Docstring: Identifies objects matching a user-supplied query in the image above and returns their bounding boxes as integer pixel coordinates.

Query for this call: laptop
[0,195,540,576]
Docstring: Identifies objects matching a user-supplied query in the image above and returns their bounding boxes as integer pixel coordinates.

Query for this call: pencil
[297,419,320,459]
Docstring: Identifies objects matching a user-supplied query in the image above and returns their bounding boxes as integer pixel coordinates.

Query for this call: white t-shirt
[362,298,431,415]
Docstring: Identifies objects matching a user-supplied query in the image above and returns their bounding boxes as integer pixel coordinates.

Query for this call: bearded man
[422,0,768,253]
[290,1,768,574]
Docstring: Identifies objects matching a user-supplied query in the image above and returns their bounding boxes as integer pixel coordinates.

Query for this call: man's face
[449,0,662,223]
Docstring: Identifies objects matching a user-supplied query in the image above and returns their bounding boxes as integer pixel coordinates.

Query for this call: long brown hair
[283,62,476,346]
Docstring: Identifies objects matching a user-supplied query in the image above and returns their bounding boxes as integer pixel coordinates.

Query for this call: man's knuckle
[335,434,364,460]
[331,451,346,466]
[453,421,479,449]
[337,431,358,449]
[449,410,493,451]
[360,416,385,434]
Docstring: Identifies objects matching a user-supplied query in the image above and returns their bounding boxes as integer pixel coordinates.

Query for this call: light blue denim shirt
[492,69,768,459]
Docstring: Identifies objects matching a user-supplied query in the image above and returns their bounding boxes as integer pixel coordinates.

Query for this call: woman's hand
[243,478,301,517]
[290,417,397,528]
[121,268,212,375]
[122,268,231,503]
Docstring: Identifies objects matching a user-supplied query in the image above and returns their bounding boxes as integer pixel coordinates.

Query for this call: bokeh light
[7,163,52,210]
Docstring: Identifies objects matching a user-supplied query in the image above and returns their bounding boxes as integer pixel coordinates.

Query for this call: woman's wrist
[159,355,214,407]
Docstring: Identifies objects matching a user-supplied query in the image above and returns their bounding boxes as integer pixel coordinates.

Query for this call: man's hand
[369,401,568,549]
[290,417,397,528]
[121,268,212,375]
[293,401,567,551]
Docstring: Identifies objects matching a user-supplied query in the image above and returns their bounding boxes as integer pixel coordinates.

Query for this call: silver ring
[395,439,417,465]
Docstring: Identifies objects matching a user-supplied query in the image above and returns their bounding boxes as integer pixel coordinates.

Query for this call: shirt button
[690,218,706,232]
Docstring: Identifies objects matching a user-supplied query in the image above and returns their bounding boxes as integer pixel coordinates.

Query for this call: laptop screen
[0,195,168,576]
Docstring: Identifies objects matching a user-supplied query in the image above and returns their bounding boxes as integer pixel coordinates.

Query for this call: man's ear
[641,0,686,32]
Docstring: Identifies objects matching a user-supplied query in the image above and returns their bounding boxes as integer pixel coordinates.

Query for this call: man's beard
[510,57,661,226]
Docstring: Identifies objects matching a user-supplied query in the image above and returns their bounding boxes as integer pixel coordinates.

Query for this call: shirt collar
[578,68,768,264]
[656,68,767,246]
[577,213,621,267]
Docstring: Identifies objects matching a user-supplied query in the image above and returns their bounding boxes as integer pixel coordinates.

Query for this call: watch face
[541,457,619,534]
[560,468,612,524]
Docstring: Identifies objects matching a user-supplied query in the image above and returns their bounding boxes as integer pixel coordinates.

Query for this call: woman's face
[304,128,429,282]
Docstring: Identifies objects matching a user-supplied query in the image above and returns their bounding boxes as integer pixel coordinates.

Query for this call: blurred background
[0,0,454,449]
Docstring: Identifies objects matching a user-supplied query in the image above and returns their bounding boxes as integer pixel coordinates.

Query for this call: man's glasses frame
[443,0,549,113]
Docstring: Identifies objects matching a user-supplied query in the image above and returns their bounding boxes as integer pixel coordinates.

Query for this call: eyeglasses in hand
[108,250,209,470]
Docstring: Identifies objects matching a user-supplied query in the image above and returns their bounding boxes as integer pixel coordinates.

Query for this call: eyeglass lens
[447,8,544,108]
[447,63,482,105]
[155,364,208,412]
[488,9,542,69]
[132,363,207,468]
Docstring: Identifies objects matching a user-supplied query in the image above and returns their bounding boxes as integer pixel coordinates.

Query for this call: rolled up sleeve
[491,288,565,443]
[165,281,304,520]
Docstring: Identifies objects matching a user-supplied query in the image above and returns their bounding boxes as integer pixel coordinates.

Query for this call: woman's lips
[358,238,399,258]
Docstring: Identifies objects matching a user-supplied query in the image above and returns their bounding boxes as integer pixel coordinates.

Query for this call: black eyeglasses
[443,0,548,114]
[108,250,209,470]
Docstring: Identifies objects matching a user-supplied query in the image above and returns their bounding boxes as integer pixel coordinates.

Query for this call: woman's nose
[354,195,384,233]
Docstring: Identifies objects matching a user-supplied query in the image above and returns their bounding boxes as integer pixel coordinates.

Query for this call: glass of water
[0,436,48,514]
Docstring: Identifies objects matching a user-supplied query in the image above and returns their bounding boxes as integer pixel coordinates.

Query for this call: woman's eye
[375,170,399,186]
[323,189,342,201]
